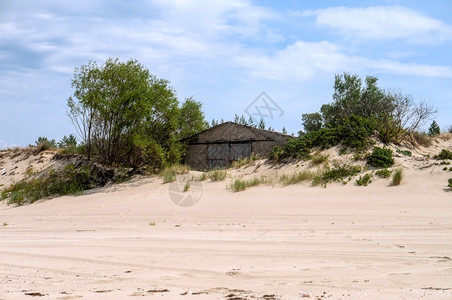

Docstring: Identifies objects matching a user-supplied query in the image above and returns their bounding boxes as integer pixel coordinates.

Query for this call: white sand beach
[1,142,452,299]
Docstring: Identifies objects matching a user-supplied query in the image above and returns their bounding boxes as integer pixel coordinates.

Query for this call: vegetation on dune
[448,178,452,188]
[312,165,362,187]
[270,73,435,161]
[159,164,190,183]
[392,169,403,186]
[367,147,394,168]
[434,149,452,160]
[428,120,441,137]
[356,173,372,186]
[1,162,111,205]
[207,169,227,181]
[375,169,392,179]
[67,58,207,170]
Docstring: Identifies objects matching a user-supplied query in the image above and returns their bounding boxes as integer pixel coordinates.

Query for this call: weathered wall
[251,141,281,158]
[185,144,208,170]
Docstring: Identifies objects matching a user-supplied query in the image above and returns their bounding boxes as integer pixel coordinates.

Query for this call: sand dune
[1,140,452,299]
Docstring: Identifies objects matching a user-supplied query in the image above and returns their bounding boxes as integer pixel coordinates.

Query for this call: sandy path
[1,171,452,299]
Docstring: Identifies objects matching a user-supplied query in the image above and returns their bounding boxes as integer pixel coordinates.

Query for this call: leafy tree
[58,134,77,148]
[178,97,208,139]
[428,120,441,137]
[301,112,322,133]
[67,58,205,169]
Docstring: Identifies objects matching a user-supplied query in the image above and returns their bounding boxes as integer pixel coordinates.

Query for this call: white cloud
[235,40,452,81]
[303,6,452,43]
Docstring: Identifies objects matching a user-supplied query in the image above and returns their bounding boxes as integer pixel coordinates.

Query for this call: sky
[1,0,451,148]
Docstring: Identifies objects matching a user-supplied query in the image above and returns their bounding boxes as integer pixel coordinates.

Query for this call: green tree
[67,58,199,169]
[178,97,208,139]
[428,120,441,137]
[58,134,77,148]
[301,112,323,133]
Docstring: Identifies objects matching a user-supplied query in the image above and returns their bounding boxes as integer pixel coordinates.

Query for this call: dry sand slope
[1,144,452,299]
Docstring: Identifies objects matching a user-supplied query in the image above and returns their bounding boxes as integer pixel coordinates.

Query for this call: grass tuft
[392,168,403,186]
[279,171,315,186]
[208,169,227,181]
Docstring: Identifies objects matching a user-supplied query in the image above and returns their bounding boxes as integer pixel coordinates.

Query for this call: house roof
[183,121,295,144]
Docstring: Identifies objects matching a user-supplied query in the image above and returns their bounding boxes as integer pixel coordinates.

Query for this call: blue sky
[1,0,451,148]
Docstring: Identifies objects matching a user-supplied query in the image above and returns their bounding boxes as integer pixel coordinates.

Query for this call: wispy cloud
[303,6,452,43]
[235,40,452,81]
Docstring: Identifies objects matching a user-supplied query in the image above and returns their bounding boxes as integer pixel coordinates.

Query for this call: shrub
[396,149,412,157]
[356,173,372,186]
[434,149,452,160]
[208,169,227,181]
[367,147,394,168]
[448,178,452,188]
[36,141,51,153]
[1,164,101,205]
[313,165,362,186]
[392,169,403,186]
[375,168,391,178]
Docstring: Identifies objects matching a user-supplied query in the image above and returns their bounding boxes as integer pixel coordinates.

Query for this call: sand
[1,141,452,299]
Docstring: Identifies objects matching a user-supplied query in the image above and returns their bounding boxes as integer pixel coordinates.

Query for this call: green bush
[375,169,392,178]
[448,178,452,188]
[313,165,362,186]
[367,147,394,168]
[396,149,412,157]
[356,173,372,186]
[392,169,403,186]
[434,149,452,160]
[1,164,101,205]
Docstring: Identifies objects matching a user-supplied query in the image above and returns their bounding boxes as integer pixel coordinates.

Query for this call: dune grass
[207,169,227,181]
[160,164,190,183]
[392,168,403,186]
[279,171,315,186]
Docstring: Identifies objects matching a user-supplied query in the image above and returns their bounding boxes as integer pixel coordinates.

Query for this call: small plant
[149,222,156,226]
[2,222,8,227]
[208,169,227,181]
[396,149,412,157]
[231,179,247,192]
[443,167,448,171]
[392,169,403,186]
[440,161,451,165]
[310,152,329,165]
[434,149,452,160]
[279,171,315,186]
[448,178,452,188]
[183,181,190,192]
[229,177,266,192]
[313,165,362,186]
[367,147,394,168]
[375,168,391,178]
[356,173,372,186]
[160,164,190,183]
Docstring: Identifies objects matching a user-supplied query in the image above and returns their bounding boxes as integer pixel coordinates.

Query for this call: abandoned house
[183,122,294,170]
